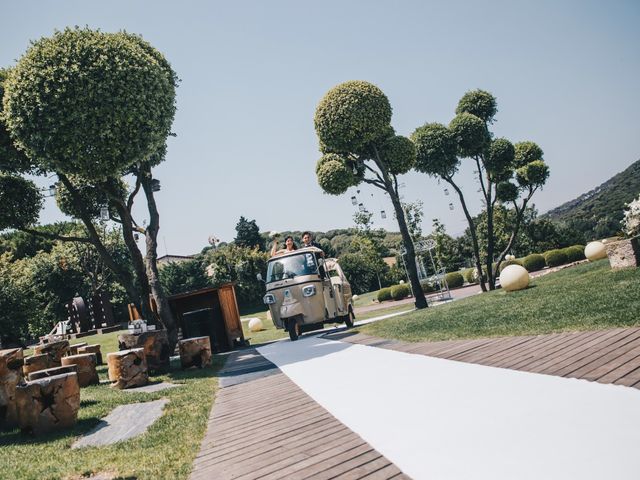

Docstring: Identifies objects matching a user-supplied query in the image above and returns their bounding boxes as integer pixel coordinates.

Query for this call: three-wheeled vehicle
[258,246,354,341]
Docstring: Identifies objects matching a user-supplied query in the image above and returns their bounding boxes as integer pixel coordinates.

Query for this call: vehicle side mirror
[256,273,263,282]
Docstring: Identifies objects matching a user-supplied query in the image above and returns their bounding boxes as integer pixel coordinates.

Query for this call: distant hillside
[542,159,640,240]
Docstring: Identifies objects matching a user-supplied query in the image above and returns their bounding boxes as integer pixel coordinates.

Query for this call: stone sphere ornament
[499,265,530,292]
[585,241,607,261]
[248,318,264,332]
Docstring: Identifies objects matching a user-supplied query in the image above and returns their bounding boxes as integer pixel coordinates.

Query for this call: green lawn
[2,330,223,480]
[241,301,415,345]
[359,260,640,342]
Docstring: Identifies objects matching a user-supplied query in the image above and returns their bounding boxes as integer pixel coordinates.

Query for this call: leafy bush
[445,272,464,289]
[522,253,546,272]
[499,259,522,273]
[562,245,586,263]
[377,287,392,302]
[544,249,568,267]
[390,284,411,300]
[462,268,476,284]
[420,280,435,293]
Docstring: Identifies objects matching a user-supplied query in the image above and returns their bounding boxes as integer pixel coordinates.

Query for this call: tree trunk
[485,174,496,290]
[139,166,179,348]
[447,179,487,292]
[56,173,145,314]
[368,149,427,309]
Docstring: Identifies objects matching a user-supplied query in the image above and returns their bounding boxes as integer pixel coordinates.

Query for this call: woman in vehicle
[270,235,297,257]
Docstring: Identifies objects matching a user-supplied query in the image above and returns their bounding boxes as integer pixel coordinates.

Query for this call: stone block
[606,237,640,269]
[0,348,24,428]
[107,348,148,389]
[77,344,103,365]
[118,330,170,374]
[15,372,80,434]
[61,354,99,387]
[23,354,53,377]
[179,336,212,369]
[28,365,78,381]
[34,340,69,367]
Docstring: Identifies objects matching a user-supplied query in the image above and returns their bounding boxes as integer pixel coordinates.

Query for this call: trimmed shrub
[462,268,476,284]
[390,284,411,301]
[499,259,522,273]
[563,245,586,263]
[445,272,464,289]
[420,280,435,293]
[522,253,546,272]
[544,249,568,267]
[377,287,392,302]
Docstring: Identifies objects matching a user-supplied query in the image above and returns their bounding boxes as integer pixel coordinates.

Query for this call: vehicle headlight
[263,294,276,304]
[302,285,316,297]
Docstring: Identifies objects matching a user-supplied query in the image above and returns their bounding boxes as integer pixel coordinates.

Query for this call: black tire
[344,308,354,328]
[288,318,300,341]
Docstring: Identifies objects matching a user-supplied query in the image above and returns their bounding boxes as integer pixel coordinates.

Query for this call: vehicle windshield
[266,252,318,283]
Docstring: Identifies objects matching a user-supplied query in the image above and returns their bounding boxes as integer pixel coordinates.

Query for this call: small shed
[167,284,245,353]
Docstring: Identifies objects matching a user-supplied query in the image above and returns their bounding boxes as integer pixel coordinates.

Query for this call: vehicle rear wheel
[288,318,300,341]
[344,309,354,329]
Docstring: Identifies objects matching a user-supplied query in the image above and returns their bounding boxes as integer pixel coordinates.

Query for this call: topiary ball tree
[314,80,392,154]
[455,89,498,124]
[0,174,42,229]
[3,27,177,181]
[313,80,427,309]
[449,113,489,158]
[411,122,459,178]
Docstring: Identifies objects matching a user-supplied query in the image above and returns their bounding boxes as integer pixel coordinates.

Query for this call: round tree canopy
[449,113,489,158]
[0,174,42,229]
[485,138,515,178]
[516,160,550,187]
[55,176,128,219]
[514,141,544,168]
[379,135,416,175]
[411,122,458,178]
[455,89,497,124]
[314,80,392,154]
[316,154,357,195]
[3,28,177,180]
[496,181,519,202]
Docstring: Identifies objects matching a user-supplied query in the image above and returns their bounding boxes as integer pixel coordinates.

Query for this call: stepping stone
[121,382,180,394]
[72,399,168,448]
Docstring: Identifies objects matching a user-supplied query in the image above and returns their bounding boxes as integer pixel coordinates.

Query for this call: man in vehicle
[301,231,323,254]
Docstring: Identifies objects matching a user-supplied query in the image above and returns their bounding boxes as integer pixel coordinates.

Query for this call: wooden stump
[68,342,88,356]
[179,336,212,369]
[15,372,80,435]
[28,365,78,381]
[23,354,53,377]
[34,340,69,366]
[78,344,103,365]
[0,348,24,428]
[118,330,170,374]
[61,354,99,387]
[107,348,148,389]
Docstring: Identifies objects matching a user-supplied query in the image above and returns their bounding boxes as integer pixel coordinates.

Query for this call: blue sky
[2,0,639,255]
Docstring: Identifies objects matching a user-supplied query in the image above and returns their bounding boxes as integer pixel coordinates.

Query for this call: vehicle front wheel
[344,309,354,329]
[288,318,300,341]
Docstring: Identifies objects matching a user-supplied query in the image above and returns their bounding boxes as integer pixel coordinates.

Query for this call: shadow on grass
[0,416,104,447]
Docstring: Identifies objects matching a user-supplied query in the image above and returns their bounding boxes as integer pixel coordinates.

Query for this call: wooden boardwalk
[190,349,408,480]
[328,327,640,389]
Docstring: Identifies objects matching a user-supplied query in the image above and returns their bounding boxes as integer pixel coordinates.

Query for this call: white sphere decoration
[499,265,530,292]
[248,318,264,332]
[585,241,607,261]
[506,254,515,261]
[399,280,405,284]
[352,294,359,301]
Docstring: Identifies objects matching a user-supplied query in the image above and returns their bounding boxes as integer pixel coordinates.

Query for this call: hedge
[499,259,522,273]
[544,249,568,268]
[445,272,464,289]
[390,283,411,300]
[377,287,392,302]
[420,280,435,293]
[522,253,546,272]
[562,245,586,263]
